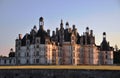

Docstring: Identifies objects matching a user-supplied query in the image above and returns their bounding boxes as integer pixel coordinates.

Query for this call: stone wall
[0,69,120,78]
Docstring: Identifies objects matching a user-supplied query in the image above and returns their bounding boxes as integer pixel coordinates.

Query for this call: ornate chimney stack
[19,34,22,40]
[90,30,93,36]
[66,22,69,29]
[47,29,50,36]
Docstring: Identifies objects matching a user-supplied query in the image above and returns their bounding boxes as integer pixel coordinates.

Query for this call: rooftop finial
[103,32,106,39]
[66,22,69,29]
[39,17,44,21]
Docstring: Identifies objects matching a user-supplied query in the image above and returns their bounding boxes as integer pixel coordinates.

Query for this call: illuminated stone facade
[0,17,114,65]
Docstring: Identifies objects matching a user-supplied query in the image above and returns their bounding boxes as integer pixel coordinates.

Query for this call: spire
[100,32,110,51]
[60,19,63,29]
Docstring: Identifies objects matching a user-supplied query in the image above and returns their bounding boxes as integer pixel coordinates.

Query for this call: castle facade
[0,17,114,65]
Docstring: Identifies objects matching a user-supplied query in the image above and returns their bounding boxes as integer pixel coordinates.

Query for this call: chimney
[52,31,55,36]
[47,29,50,36]
[90,30,93,36]
[19,34,22,39]
[72,25,76,30]
[56,28,59,34]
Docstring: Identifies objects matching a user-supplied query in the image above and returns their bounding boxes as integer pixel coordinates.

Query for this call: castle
[0,17,114,65]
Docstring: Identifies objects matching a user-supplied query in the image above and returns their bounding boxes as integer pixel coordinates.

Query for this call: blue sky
[0,0,120,56]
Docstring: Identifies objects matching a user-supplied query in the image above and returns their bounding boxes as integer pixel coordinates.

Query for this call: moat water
[0,69,120,78]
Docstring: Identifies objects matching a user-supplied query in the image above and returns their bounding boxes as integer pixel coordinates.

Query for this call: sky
[0,0,120,56]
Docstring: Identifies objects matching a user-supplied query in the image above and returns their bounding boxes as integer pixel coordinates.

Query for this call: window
[72,47,75,51]
[19,41,21,45]
[73,59,75,64]
[9,59,11,64]
[106,51,108,59]
[18,52,20,57]
[26,59,29,64]
[36,39,40,43]
[36,59,39,63]
[73,53,75,57]
[18,60,20,64]
[26,40,30,45]
[77,48,80,52]
[18,47,20,50]
[36,51,39,56]
[4,59,6,64]
[34,59,35,63]
[77,60,80,64]
[26,52,29,57]
[52,52,56,57]
[76,54,80,58]
[27,46,29,50]
[34,52,35,56]
[14,59,15,63]
[36,45,39,48]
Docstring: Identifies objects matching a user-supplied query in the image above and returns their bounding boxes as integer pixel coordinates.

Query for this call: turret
[39,17,44,30]
[9,48,15,57]
[100,32,110,51]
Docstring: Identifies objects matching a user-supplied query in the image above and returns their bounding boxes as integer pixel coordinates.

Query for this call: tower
[39,17,44,30]
[59,19,64,45]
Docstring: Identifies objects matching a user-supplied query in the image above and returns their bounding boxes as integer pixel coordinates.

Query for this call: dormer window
[36,51,39,56]
[26,52,29,57]
[71,35,75,44]
[18,41,21,46]
[27,46,29,50]
[26,40,30,45]
[36,45,39,48]
[36,38,40,44]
